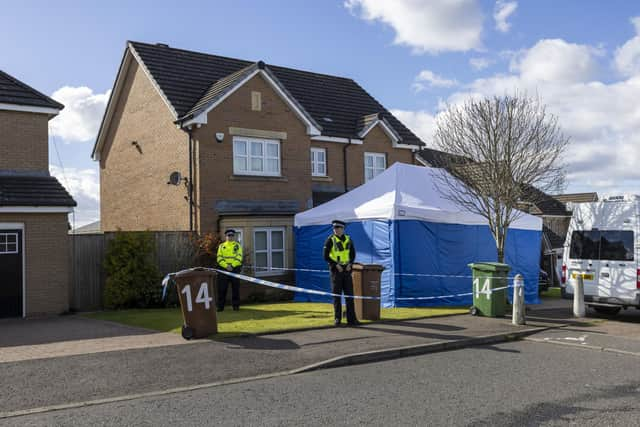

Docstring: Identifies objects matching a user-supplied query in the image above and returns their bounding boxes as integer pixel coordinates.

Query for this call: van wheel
[470,306,478,316]
[592,306,621,315]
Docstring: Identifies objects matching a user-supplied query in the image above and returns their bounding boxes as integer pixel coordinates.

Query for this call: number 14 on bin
[474,278,491,300]
[181,282,213,311]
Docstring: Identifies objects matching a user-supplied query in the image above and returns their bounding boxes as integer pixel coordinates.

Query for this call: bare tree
[433,94,569,262]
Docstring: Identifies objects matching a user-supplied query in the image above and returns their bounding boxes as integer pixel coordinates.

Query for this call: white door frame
[0,223,26,318]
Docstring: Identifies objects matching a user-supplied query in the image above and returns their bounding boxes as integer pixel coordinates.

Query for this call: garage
[0,227,23,318]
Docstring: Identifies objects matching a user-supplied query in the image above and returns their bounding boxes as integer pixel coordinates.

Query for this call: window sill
[312,176,332,182]
[230,175,288,182]
[255,269,290,277]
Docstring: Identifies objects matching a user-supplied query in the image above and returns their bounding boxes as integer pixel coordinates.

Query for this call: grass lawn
[85,302,468,337]
[540,287,562,298]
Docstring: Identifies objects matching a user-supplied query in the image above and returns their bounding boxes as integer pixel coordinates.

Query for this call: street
[4,339,640,426]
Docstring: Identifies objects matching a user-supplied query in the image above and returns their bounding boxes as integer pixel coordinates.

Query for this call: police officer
[216,229,243,311]
[323,219,360,327]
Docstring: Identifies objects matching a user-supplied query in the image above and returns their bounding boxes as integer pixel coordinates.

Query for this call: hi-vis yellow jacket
[217,241,243,269]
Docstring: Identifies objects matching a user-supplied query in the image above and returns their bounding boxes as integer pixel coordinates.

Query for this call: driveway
[0,315,191,363]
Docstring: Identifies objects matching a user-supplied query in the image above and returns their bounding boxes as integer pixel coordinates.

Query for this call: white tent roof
[295,163,542,231]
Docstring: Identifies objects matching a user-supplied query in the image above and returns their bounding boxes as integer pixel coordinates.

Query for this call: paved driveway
[0,315,191,363]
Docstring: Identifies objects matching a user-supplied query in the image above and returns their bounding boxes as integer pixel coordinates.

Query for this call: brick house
[0,70,76,318]
[92,41,424,278]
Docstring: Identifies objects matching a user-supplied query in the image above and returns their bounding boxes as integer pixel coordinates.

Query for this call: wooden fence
[70,231,196,311]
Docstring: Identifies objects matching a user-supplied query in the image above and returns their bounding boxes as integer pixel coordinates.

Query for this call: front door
[0,230,23,318]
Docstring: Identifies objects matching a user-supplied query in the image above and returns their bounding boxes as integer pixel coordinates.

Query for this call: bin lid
[352,263,385,271]
[467,262,511,273]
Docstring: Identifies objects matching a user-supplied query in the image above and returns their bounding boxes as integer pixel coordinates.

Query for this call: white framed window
[364,152,386,182]
[0,232,18,254]
[253,227,285,276]
[311,148,327,177]
[233,137,281,176]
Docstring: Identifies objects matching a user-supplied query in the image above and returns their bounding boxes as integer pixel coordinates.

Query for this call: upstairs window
[364,152,386,182]
[233,137,280,176]
[311,148,327,177]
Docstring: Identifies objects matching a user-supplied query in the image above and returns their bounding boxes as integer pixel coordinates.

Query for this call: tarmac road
[4,340,640,426]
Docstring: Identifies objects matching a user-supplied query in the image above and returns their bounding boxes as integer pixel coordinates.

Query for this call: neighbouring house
[92,41,423,287]
[0,70,76,318]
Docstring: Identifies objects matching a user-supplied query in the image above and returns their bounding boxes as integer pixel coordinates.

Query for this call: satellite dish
[168,171,182,185]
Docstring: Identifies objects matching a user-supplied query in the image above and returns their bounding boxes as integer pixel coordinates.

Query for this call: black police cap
[331,220,345,228]
[224,229,236,235]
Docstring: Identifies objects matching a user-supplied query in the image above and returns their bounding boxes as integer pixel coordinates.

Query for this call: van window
[569,230,600,260]
[600,231,634,261]
[569,230,634,261]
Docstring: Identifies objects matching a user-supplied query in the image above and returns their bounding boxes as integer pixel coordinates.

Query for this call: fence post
[512,274,526,325]
[573,275,586,317]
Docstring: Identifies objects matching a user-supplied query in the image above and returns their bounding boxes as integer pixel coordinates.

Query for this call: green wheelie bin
[468,262,511,317]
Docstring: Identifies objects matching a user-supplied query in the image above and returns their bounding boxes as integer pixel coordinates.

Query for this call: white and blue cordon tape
[162,267,517,302]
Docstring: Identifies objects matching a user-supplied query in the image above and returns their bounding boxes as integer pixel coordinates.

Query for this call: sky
[2,0,640,226]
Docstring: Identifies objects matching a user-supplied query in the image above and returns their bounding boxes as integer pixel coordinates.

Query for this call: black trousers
[331,270,356,323]
[218,267,240,309]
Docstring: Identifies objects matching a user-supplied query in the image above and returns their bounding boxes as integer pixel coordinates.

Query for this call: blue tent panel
[295,219,540,307]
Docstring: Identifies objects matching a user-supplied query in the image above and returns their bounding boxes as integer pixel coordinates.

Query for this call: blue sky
[2,0,640,225]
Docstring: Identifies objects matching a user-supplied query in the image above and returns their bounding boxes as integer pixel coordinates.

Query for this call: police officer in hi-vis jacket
[323,219,360,326]
[216,229,243,311]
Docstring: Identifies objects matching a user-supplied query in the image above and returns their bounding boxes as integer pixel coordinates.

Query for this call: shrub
[193,232,223,267]
[103,231,162,309]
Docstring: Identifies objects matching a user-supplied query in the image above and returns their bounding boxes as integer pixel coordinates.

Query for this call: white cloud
[510,39,600,83]
[345,0,483,54]
[390,109,437,145]
[49,86,110,143]
[469,57,493,71]
[494,1,517,33]
[614,16,640,77]
[398,36,640,195]
[413,70,458,91]
[50,165,100,226]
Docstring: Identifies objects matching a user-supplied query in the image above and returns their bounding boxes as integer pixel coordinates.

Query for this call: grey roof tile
[128,41,423,146]
[0,175,76,207]
[0,70,64,110]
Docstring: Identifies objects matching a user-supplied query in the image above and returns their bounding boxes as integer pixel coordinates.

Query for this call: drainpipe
[187,127,194,232]
[176,122,194,233]
[343,139,352,193]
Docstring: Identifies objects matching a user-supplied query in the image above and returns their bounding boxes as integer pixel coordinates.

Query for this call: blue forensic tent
[294,163,542,307]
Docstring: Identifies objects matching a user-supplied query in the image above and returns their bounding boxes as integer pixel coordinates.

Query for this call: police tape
[245,265,514,280]
[162,268,517,302]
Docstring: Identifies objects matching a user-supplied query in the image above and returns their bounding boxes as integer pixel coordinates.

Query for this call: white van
[561,195,640,315]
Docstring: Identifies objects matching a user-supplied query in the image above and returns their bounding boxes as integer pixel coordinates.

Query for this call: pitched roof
[552,192,598,204]
[519,185,571,216]
[0,70,64,111]
[127,41,423,145]
[0,174,76,207]
[416,148,470,168]
[417,148,570,217]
